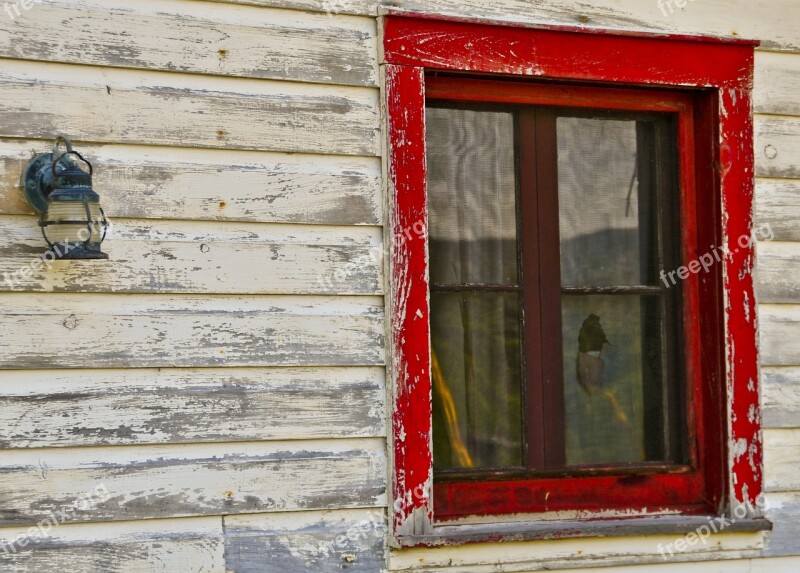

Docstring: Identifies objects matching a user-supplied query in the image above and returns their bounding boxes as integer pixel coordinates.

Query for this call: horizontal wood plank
[756,241,800,303]
[0,0,377,87]
[762,367,800,429]
[755,115,800,179]
[224,509,385,572]
[756,178,800,242]
[0,367,385,448]
[0,439,386,527]
[759,304,800,366]
[755,52,800,116]
[213,0,800,53]
[388,530,764,571]
[0,60,379,156]
[0,294,384,369]
[752,557,800,573]
[764,429,800,493]
[0,217,383,295]
[0,517,226,572]
[764,492,800,557]
[0,140,382,224]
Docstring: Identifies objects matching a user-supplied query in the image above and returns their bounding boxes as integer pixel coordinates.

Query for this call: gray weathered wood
[388,530,764,571]
[0,517,226,572]
[0,294,384,369]
[756,241,800,303]
[210,0,800,53]
[755,52,800,116]
[764,492,800,557]
[762,367,800,429]
[224,509,385,572]
[0,0,377,87]
[0,140,382,225]
[755,115,800,179]
[0,439,385,527]
[0,367,385,448]
[756,178,800,242]
[764,429,800,493]
[0,216,383,295]
[760,305,800,366]
[0,60,379,157]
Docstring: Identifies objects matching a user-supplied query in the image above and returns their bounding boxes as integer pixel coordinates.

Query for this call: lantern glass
[44,201,106,245]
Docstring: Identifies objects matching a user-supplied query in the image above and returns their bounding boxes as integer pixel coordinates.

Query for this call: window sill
[394,515,772,548]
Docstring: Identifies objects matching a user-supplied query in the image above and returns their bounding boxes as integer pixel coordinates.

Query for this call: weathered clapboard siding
[0,439,385,526]
[755,179,800,242]
[752,557,800,572]
[754,52,800,116]
[0,0,377,88]
[755,115,800,179]
[0,367,385,448]
[223,509,385,572]
[544,558,799,573]
[756,242,800,303]
[0,294,384,369]
[763,429,800,493]
[0,217,383,295]
[759,304,800,366]
[387,531,764,572]
[762,367,800,428]
[0,60,379,157]
[764,492,800,557]
[0,517,226,572]
[213,0,800,52]
[0,140,382,225]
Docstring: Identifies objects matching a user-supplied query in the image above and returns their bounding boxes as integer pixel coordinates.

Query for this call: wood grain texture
[764,492,800,557]
[0,60,379,156]
[756,179,800,242]
[755,115,800,179]
[756,241,800,303]
[0,439,386,527]
[0,140,382,225]
[0,216,383,295]
[0,0,377,88]
[763,429,800,493]
[752,557,800,573]
[224,509,385,572]
[762,367,800,429]
[755,52,800,116]
[0,517,226,572]
[0,294,384,369]
[387,530,764,571]
[211,0,800,53]
[0,367,385,448]
[759,304,800,366]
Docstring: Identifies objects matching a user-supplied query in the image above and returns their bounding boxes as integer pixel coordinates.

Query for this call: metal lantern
[23,136,109,260]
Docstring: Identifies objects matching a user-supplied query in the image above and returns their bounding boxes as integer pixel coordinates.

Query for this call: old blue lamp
[23,136,109,259]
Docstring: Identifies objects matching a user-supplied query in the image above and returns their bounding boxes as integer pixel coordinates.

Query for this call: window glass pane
[431,292,523,470]
[426,107,518,285]
[557,116,661,287]
[561,294,669,466]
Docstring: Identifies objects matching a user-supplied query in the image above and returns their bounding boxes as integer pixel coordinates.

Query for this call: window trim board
[383,14,762,545]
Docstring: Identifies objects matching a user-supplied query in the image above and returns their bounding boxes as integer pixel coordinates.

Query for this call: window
[384,15,764,544]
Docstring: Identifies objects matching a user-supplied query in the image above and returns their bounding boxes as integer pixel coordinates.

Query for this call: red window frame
[383,14,762,544]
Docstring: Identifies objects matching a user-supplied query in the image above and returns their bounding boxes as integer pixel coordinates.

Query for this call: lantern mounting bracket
[22,151,55,215]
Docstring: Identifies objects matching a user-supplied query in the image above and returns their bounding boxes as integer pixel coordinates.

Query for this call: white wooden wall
[0,1,796,571]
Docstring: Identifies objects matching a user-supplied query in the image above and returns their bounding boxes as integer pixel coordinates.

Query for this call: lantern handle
[51,149,94,178]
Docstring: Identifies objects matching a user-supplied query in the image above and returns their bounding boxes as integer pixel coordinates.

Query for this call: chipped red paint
[719,82,763,509]
[383,16,757,88]
[385,64,434,538]
[383,13,762,542]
